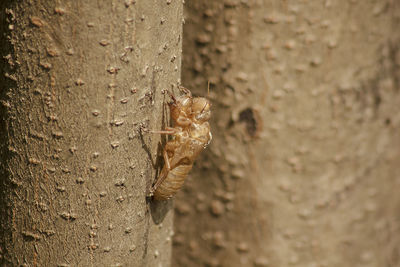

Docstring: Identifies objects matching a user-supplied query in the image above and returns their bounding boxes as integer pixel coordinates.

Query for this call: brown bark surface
[174,1,400,267]
[0,1,182,266]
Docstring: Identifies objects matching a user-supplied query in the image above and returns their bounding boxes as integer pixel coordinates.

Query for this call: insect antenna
[200,81,211,113]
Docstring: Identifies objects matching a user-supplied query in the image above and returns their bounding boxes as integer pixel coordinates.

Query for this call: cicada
[149,87,212,200]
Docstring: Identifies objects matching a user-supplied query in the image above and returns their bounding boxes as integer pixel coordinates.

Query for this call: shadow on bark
[148,197,173,225]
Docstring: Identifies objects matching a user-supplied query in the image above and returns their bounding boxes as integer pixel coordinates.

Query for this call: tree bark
[0,1,182,266]
[174,1,400,266]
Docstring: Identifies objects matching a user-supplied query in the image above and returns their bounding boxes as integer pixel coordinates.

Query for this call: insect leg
[178,86,192,97]
[150,127,177,135]
[162,148,171,171]
[150,148,172,194]
[176,117,192,127]
[162,89,177,103]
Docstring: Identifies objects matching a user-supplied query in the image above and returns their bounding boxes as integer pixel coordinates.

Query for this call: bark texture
[0,1,182,266]
[174,1,400,267]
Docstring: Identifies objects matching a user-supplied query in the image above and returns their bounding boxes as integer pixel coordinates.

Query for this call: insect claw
[162,90,176,103]
[178,86,192,97]
[140,127,150,133]
[148,190,154,197]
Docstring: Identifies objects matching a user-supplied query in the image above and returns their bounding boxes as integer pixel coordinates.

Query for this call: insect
[149,86,212,200]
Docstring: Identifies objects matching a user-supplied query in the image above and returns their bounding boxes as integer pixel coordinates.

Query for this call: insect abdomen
[153,164,193,200]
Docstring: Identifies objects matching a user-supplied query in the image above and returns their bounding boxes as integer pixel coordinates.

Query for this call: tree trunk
[0,1,182,266]
[174,1,400,266]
